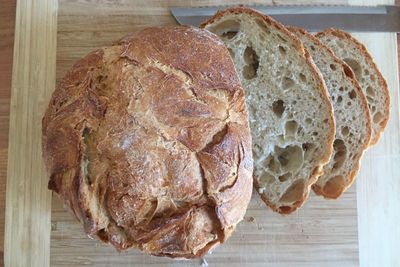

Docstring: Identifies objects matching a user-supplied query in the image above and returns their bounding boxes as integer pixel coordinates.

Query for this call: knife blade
[171,5,400,32]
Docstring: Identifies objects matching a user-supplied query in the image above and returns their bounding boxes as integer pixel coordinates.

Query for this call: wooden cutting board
[5,0,399,266]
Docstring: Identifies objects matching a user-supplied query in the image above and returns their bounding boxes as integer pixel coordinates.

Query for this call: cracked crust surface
[201,7,335,214]
[42,26,253,258]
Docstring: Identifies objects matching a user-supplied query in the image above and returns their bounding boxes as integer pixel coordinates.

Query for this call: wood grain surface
[3,0,57,266]
[1,0,399,266]
[0,0,16,265]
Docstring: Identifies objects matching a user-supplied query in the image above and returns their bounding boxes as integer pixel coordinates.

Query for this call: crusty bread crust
[316,28,390,146]
[289,26,372,199]
[201,7,336,214]
[42,26,253,258]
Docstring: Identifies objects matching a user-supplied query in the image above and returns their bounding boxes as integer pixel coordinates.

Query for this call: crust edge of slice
[288,26,372,199]
[316,28,390,146]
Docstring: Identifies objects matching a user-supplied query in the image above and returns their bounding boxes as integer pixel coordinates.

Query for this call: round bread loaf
[42,26,253,258]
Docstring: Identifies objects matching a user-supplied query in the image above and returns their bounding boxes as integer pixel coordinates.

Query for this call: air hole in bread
[259,173,275,185]
[341,126,349,136]
[285,120,298,136]
[208,19,240,40]
[348,90,356,99]
[278,172,291,182]
[312,132,318,136]
[275,145,303,173]
[272,100,285,118]
[279,180,305,203]
[337,95,343,103]
[347,101,352,106]
[373,111,383,124]
[339,86,344,92]
[371,106,376,113]
[223,31,239,39]
[299,73,306,82]
[244,46,258,64]
[370,75,376,81]
[366,86,375,98]
[278,45,286,55]
[243,46,259,79]
[310,45,316,51]
[329,64,336,71]
[305,118,312,124]
[332,139,347,172]
[302,142,316,161]
[344,58,362,80]
[323,175,345,198]
[364,69,369,75]
[302,142,311,150]
[243,65,257,79]
[282,77,295,89]
[266,155,280,173]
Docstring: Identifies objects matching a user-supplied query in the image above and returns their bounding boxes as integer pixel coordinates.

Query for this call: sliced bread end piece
[316,28,390,146]
[289,27,372,199]
[201,8,335,214]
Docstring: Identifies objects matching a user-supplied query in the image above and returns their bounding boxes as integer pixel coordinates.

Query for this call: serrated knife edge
[171,5,400,32]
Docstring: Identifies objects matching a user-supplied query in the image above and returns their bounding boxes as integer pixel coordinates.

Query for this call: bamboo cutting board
[5,0,399,266]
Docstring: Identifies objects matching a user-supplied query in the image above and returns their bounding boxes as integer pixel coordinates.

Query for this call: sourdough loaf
[201,8,335,214]
[290,27,371,199]
[42,26,253,258]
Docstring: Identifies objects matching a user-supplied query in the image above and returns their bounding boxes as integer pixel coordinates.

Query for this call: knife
[171,5,400,32]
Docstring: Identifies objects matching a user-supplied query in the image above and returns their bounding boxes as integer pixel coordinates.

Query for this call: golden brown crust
[201,7,335,214]
[42,26,253,258]
[288,26,372,199]
[316,28,390,146]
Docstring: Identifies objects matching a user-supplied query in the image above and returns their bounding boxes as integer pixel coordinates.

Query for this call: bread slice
[289,27,372,199]
[317,29,390,145]
[201,7,335,214]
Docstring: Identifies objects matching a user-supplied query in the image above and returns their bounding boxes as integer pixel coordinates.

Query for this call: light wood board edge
[354,32,400,267]
[4,0,58,266]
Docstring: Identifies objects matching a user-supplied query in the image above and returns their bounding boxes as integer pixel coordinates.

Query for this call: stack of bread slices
[201,7,390,214]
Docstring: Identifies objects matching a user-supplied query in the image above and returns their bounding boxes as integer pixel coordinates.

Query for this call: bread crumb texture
[202,8,335,214]
[290,27,371,199]
[317,28,390,145]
